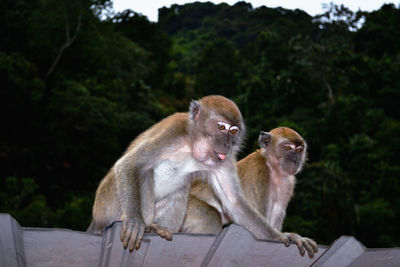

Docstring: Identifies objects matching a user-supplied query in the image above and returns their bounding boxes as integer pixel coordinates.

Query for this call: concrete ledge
[0,213,26,267]
[2,213,398,267]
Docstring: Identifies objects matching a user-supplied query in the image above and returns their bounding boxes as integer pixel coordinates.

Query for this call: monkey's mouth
[285,160,300,175]
[214,151,227,161]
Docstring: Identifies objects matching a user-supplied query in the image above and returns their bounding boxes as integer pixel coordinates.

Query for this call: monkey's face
[279,141,306,175]
[211,119,242,160]
[259,127,306,176]
[192,117,243,165]
[189,96,245,166]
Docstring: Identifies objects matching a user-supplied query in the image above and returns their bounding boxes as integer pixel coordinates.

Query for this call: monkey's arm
[210,166,289,245]
[181,181,223,234]
[114,154,172,250]
[114,156,148,251]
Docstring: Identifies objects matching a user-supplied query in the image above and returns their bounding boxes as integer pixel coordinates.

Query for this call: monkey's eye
[217,122,230,131]
[229,126,239,134]
[296,146,303,152]
[284,144,296,151]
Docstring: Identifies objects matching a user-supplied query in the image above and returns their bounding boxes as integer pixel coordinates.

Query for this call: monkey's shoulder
[238,150,269,182]
[238,150,266,171]
[145,112,189,140]
[126,113,189,152]
[158,112,189,127]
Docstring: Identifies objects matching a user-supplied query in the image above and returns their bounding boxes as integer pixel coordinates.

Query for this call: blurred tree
[0,1,399,246]
[195,38,240,97]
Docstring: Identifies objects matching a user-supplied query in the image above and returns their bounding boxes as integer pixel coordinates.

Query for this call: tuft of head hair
[270,127,304,146]
[199,95,243,125]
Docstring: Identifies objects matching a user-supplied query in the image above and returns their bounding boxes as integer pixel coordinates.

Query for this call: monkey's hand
[120,216,146,252]
[146,222,173,241]
[283,232,318,258]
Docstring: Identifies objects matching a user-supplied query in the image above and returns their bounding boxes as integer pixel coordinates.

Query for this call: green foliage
[0,177,92,230]
[0,0,399,247]
[0,177,50,227]
[52,194,93,230]
[195,38,241,97]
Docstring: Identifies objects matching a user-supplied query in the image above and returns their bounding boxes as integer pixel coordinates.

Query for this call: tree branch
[45,13,82,80]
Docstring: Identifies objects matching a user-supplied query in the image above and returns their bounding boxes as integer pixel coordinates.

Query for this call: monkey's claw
[148,222,173,241]
[274,233,291,247]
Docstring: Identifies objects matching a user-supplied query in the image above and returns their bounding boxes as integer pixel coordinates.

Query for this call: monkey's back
[90,112,191,232]
[237,150,269,215]
[125,112,189,155]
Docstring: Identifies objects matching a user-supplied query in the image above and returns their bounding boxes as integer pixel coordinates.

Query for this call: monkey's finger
[162,228,173,241]
[301,239,314,258]
[282,235,290,247]
[157,227,173,241]
[308,238,318,253]
[128,223,139,252]
[294,239,306,256]
[305,238,319,256]
[135,224,146,250]
[283,237,290,247]
[289,234,305,256]
[164,230,173,241]
[120,221,128,242]
[122,223,134,250]
[275,234,290,247]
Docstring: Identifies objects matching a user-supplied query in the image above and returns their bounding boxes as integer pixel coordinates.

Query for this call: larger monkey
[181,127,318,258]
[88,96,291,252]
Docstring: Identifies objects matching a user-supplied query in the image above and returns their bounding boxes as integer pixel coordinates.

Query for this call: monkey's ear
[259,131,272,148]
[189,100,201,121]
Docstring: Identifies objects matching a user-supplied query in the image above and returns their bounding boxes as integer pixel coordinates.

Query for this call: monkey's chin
[203,156,228,167]
[283,161,300,175]
[203,159,218,166]
[193,151,228,167]
[192,153,217,166]
[286,167,300,176]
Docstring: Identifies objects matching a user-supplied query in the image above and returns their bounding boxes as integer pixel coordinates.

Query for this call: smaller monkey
[181,127,318,258]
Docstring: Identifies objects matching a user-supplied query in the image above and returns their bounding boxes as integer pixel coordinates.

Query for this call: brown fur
[89,96,292,253]
[237,150,269,215]
[199,95,243,125]
[269,127,304,147]
[91,113,190,232]
[181,127,318,258]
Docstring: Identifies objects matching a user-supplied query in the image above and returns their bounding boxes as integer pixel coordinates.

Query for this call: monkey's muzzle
[215,152,227,161]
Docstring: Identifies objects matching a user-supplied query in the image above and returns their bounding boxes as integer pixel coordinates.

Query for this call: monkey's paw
[283,232,318,258]
[147,222,173,241]
[120,218,146,252]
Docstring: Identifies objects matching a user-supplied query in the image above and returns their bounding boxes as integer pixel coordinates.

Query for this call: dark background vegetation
[1,0,399,248]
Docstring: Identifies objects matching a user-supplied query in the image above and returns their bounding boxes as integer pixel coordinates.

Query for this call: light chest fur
[152,141,222,231]
[153,140,210,200]
[265,162,295,231]
[153,156,199,200]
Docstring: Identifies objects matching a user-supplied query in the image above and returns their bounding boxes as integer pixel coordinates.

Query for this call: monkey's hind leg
[86,220,104,234]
